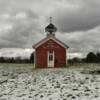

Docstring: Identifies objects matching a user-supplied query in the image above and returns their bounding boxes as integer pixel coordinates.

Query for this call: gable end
[33,37,69,49]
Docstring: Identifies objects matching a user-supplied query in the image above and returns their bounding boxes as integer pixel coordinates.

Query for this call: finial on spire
[50,17,52,23]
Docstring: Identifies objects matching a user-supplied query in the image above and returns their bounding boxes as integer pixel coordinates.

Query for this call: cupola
[45,17,57,37]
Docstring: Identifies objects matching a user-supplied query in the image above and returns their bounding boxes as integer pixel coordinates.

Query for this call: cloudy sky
[0,0,100,58]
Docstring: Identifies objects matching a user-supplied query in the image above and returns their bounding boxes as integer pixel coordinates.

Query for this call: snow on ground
[0,64,100,100]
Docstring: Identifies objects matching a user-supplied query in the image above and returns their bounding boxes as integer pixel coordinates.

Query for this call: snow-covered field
[0,64,100,100]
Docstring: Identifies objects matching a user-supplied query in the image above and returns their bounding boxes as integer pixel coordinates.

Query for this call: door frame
[47,50,54,68]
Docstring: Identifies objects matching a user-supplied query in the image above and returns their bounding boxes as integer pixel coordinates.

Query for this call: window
[48,51,53,61]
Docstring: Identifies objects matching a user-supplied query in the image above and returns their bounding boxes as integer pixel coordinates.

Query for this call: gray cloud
[53,0,100,32]
[56,26,100,57]
[0,0,100,58]
[0,9,41,48]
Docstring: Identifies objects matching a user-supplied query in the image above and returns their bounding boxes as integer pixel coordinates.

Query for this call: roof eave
[32,36,69,49]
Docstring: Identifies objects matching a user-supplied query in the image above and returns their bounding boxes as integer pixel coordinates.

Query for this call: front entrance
[48,51,54,67]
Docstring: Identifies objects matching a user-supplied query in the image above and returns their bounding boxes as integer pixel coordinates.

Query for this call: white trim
[52,38,67,48]
[33,36,68,49]
[34,51,36,68]
[47,50,54,68]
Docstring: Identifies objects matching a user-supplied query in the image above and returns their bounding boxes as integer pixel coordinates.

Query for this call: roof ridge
[33,36,69,49]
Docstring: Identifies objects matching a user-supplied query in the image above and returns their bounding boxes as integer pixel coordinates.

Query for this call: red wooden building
[33,18,69,68]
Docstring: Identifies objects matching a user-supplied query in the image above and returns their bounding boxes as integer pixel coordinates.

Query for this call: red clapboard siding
[35,39,67,68]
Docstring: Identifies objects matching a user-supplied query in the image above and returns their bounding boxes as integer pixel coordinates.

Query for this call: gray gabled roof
[33,36,69,49]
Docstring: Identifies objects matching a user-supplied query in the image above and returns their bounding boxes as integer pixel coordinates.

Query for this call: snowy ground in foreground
[0,64,100,100]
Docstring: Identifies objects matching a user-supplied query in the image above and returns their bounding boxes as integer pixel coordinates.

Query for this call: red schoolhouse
[33,18,69,68]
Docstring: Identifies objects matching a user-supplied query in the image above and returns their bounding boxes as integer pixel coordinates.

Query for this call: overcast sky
[0,0,100,58]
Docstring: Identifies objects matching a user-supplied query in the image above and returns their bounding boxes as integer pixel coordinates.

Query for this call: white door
[48,51,54,67]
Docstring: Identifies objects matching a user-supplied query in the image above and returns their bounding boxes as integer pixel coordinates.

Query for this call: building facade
[33,18,69,68]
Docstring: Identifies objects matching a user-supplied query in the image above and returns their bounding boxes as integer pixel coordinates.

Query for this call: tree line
[0,52,34,64]
[0,52,100,64]
[68,52,100,64]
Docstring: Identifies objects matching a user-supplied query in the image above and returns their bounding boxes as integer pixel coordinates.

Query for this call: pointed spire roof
[45,17,57,33]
